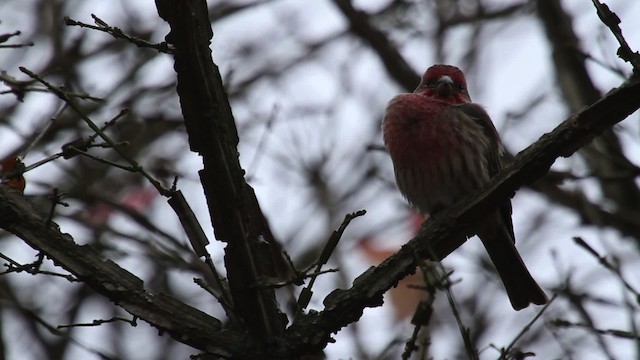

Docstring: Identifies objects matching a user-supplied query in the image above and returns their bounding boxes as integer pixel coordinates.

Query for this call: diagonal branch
[0,186,252,357]
[331,0,418,91]
[282,75,640,354]
[537,0,640,243]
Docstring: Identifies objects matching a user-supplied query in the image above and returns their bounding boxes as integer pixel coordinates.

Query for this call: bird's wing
[456,103,516,242]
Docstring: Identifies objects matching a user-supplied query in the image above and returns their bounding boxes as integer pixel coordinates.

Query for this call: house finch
[382,64,547,310]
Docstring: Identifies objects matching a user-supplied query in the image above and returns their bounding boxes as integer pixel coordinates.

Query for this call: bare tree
[1,0,639,359]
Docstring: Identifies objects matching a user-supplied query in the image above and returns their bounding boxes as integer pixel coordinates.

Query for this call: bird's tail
[478,215,548,310]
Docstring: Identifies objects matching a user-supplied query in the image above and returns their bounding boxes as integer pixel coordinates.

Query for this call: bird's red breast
[382,94,490,213]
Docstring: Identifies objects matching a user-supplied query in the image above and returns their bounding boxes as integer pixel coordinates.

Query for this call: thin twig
[0,43,34,48]
[0,71,102,100]
[0,252,77,281]
[498,294,557,360]
[552,318,640,340]
[45,188,69,228]
[573,237,640,299]
[0,31,33,48]
[73,146,137,171]
[57,315,138,329]
[84,108,130,144]
[294,209,366,316]
[22,118,56,158]
[19,67,171,196]
[64,15,173,54]
[259,268,339,289]
[7,302,118,359]
[402,324,422,360]
[193,278,235,320]
[442,269,478,360]
[402,257,438,360]
[246,105,279,181]
[591,0,640,71]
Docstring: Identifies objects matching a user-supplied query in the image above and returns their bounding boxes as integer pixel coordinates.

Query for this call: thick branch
[0,187,250,357]
[282,76,640,354]
[154,0,287,341]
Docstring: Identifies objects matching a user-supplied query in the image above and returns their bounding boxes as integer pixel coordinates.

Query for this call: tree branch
[0,186,251,357]
[331,0,418,91]
[282,75,640,355]
[154,0,289,342]
[537,0,640,244]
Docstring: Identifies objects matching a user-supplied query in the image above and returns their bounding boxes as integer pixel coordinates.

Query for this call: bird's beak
[435,76,454,97]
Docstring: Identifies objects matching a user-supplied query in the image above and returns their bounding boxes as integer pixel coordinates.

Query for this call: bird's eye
[425,79,437,87]
[455,83,465,90]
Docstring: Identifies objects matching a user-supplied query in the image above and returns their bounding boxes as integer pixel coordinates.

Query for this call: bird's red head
[414,64,471,104]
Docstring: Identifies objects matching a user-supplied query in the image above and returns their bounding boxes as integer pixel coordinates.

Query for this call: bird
[382,64,547,310]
